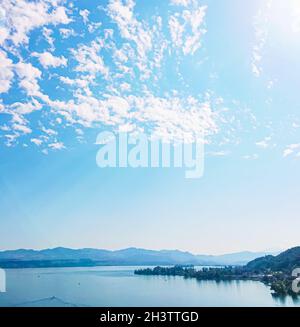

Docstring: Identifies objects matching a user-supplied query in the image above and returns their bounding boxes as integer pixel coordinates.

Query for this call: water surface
[0,266,299,307]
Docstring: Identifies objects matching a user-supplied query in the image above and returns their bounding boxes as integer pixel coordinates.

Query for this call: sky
[0,0,300,254]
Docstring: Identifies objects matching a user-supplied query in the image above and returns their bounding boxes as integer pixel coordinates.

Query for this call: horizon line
[0,245,285,257]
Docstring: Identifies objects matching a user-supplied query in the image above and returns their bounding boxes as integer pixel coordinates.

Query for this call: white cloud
[15,61,42,97]
[10,99,42,115]
[107,0,153,78]
[88,22,102,33]
[283,148,293,157]
[59,76,90,89]
[32,51,67,68]
[48,141,65,150]
[1,0,71,46]
[47,93,217,143]
[31,138,43,146]
[170,0,192,6]
[59,28,76,39]
[42,27,55,49]
[79,9,90,24]
[252,0,272,77]
[0,49,14,93]
[169,4,207,55]
[182,7,207,55]
[169,16,185,49]
[283,143,300,157]
[41,126,57,136]
[0,27,9,46]
[12,123,32,134]
[256,136,272,149]
[0,100,41,142]
[0,0,223,149]
[72,40,109,78]
[4,133,20,147]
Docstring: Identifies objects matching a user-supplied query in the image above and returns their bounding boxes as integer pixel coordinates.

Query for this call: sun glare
[270,0,300,33]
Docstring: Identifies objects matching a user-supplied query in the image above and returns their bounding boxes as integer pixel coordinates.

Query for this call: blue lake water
[0,266,299,307]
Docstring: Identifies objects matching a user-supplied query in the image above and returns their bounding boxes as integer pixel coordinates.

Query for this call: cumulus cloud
[59,76,89,89]
[10,99,42,115]
[15,62,42,97]
[0,0,71,46]
[0,49,14,93]
[32,51,67,68]
[0,27,9,46]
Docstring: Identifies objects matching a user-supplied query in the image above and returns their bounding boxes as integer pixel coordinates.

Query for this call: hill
[0,247,275,268]
[246,246,300,272]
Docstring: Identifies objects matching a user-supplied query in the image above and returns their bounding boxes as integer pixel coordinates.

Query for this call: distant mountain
[246,246,300,271]
[197,251,280,266]
[0,247,278,268]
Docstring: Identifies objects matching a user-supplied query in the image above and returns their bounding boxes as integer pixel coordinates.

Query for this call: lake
[0,266,299,307]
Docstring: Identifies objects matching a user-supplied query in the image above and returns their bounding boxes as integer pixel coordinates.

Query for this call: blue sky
[0,0,300,254]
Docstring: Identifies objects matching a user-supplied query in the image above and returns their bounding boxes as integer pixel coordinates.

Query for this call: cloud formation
[32,52,67,68]
[0,0,298,157]
[0,0,219,150]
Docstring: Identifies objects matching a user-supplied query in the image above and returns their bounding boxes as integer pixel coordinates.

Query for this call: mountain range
[0,247,279,268]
